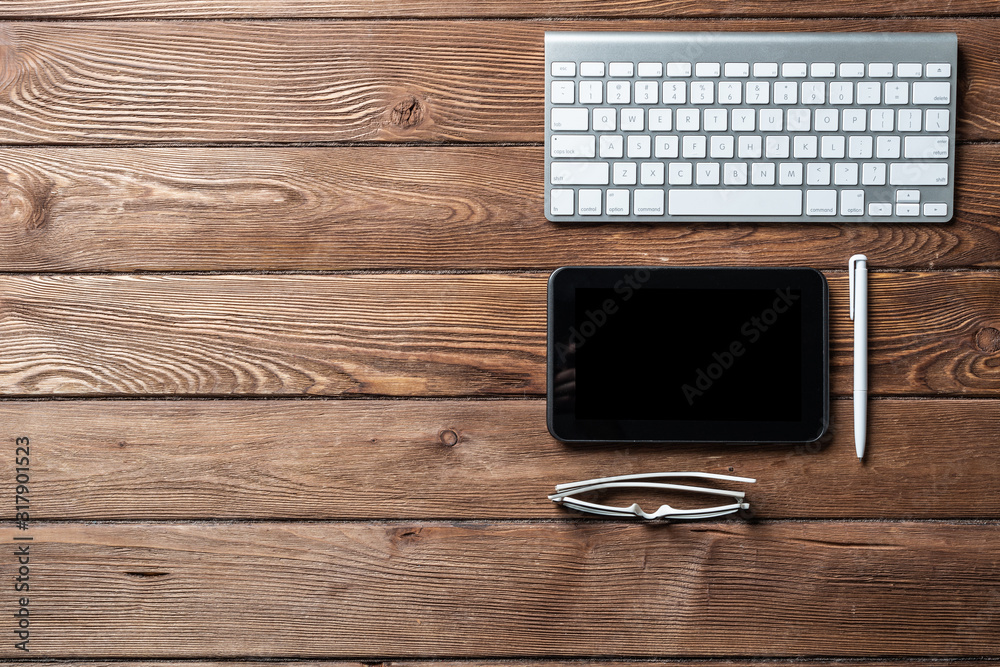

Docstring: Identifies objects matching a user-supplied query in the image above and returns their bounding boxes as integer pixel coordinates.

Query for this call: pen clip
[848,254,867,321]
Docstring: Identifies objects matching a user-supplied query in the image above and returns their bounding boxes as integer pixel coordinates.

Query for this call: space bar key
[668,189,803,216]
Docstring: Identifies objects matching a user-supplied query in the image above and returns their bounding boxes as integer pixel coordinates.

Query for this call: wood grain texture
[0,20,995,144]
[1,0,999,18]
[2,521,998,657]
[1,273,998,397]
[2,145,999,272]
[3,398,999,520]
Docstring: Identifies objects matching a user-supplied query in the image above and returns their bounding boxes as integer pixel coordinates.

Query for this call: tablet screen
[548,267,828,443]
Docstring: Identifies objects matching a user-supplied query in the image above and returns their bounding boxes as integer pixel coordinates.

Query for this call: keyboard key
[578,189,602,215]
[896,203,919,216]
[621,108,644,130]
[885,82,909,104]
[830,82,853,105]
[696,62,721,77]
[550,81,575,104]
[600,135,624,158]
[634,189,665,215]
[723,162,748,185]
[682,135,707,158]
[551,62,576,77]
[606,189,630,215]
[704,109,727,131]
[662,81,686,104]
[732,109,756,131]
[551,108,589,131]
[834,162,858,186]
[654,136,679,158]
[593,108,616,130]
[550,162,610,185]
[925,109,950,132]
[806,189,837,215]
[753,62,778,77]
[802,82,825,104]
[774,82,797,104]
[759,109,782,131]
[912,82,951,105]
[876,136,900,159]
[691,81,714,104]
[751,162,775,185]
[668,162,693,185]
[840,63,865,78]
[580,62,605,77]
[649,108,672,130]
[861,163,886,186]
[870,109,894,132]
[793,136,818,158]
[609,62,634,77]
[897,63,922,78]
[696,162,721,185]
[811,63,836,78]
[746,81,769,104]
[821,136,846,158]
[782,63,808,78]
[579,80,603,103]
[778,162,803,185]
[765,135,790,158]
[786,109,810,131]
[904,135,949,159]
[640,162,665,185]
[725,62,750,77]
[551,134,596,158]
[669,189,802,216]
[869,63,894,78]
[897,109,921,132]
[889,163,949,185]
[638,62,663,77]
[710,135,735,158]
[842,109,866,132]
[719,81,742,104]
[613,161,637,185]
[627,135,652,158]
[848,136,873,159]
[607,81,631,104]
[550,189,574,215]
[896,189,920,202]
[924,202,949,216]
[857,82,881,105]
[738,136,762,158]
[667,62,692,77]
[676,108,699,131]
[815,109,838,132]
[807,163,831,186]
[841,190,865,215]
[635,81,658,104]
[869,202,892,216]
[927,63,952,78]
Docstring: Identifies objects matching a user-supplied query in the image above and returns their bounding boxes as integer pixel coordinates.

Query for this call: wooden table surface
[2,0,999,661]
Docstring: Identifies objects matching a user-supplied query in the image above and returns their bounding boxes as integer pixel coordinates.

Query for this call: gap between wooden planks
[1,398,998,520]
[0,145,998,272]
[1,272,998,397]
[1,521,998,657]
[2,0,1000,18]
[0,20,994,144]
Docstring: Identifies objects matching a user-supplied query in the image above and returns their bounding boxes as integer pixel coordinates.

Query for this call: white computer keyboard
[545,32,957,223]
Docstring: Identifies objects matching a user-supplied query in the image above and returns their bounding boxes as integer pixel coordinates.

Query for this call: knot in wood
[389,95,424,129]
[439,429,459,447]
[975,327,1000,353]
[1,176,51,231]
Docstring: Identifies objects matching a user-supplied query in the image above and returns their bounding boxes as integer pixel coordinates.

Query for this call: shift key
[889,163,949,185]
[550,162,609,185]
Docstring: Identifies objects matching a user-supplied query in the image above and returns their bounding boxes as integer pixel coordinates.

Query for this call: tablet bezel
[547,266,829,444]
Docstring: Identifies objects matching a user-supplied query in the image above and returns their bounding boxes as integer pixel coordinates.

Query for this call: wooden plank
[2,398,999,520]
[0,20,995,144]
[2,521,997,656]
[1,0,998,19]
[1,273,998,397]
[2,145,998,272]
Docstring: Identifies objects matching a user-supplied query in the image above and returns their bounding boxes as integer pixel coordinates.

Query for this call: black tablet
[548,266,829,443]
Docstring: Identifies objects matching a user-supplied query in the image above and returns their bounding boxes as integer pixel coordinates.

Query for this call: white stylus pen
[849,255,868,461]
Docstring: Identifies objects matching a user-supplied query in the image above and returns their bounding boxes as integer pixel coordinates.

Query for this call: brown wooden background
[1,0,999,662]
